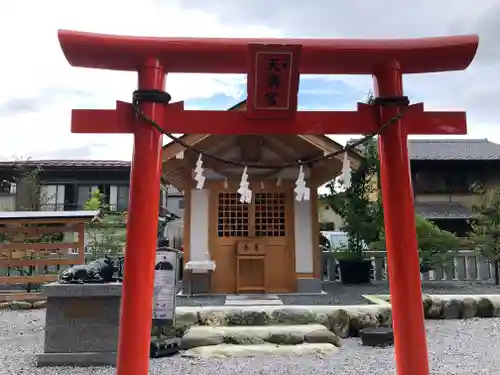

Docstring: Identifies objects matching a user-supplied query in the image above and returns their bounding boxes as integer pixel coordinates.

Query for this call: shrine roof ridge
[58,30,478,75]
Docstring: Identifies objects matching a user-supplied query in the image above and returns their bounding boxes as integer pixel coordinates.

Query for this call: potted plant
[334,244,373,284]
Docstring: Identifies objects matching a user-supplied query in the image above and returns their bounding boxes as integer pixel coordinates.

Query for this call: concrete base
[36,283,123,367]
[296,278,323,294]
[36,352,117,367]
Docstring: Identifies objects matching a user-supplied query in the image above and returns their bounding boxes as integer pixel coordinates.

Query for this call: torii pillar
[57,30,478,375]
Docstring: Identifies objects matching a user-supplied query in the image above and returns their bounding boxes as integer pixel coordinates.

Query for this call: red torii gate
[57,30,478,375]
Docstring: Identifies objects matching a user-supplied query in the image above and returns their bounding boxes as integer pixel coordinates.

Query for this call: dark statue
[58,255,124,284]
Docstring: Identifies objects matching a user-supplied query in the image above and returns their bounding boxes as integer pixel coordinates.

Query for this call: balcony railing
[1,202,165,216]
[322,250,498,283]
[38,203,127,212]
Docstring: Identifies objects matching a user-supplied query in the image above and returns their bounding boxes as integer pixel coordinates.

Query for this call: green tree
[321,91,383,259]
[83,190,127,261]
[371,215,462,271]
[323,91,462,267]
[469,186,500,285]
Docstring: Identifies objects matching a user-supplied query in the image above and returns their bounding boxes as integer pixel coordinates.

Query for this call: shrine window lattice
[217,192,286,237]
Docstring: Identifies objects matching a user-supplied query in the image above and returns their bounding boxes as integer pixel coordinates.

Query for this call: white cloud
[1,0,499,162]
[179,0,500,142]
[0,0,282,160]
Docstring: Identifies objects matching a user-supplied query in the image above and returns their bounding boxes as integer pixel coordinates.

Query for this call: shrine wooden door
[209,184,295,294]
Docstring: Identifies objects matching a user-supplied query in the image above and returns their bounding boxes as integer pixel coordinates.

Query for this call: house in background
[318,138,500,237]
[412,139,500,236]
[0,160,179,251]
[318,200,343,231]
[0,160,132,212]
[0,160,173,215]
[164,185,184,219]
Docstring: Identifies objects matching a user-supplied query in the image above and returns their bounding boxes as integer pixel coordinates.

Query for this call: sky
[1,0,499,161]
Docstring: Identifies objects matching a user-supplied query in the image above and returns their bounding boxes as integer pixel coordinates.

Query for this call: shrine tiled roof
[0,160,130,169]
[349,138,500,161]
[414,202,473,220]
[408,139,500,161]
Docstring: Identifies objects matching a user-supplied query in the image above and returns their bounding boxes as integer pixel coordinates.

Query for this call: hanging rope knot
[373,96,410,108]
[132,89,172,106]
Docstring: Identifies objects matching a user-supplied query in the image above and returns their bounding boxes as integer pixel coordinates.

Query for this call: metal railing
[38,203,124,212]
[322,250,498,283]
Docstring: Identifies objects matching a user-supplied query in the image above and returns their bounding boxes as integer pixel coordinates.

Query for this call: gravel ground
[2,309,500,375]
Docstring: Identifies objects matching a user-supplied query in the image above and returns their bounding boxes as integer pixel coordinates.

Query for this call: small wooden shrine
[161,100,362,294]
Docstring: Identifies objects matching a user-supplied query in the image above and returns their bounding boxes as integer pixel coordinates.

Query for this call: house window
[77,186,92,209]
[0,181,11,194]
[40,185,65,211]
[117,186,129,212]
[178,199,185,209]
[320,222,335,231]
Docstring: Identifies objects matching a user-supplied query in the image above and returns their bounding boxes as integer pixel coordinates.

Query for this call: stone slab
[224,295,283,306]
[176,303,386,315]
[226,294,280,301]
[296,278,323,294]
[369,294,500,304]
[182,343,339,359]
[186,324,329,338]
[361,294,391,306]
[224,300,283,306]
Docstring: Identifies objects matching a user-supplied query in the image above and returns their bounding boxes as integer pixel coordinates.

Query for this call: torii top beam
[58,30,478,74]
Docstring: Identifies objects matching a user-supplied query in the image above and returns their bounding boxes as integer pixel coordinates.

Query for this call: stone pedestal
[183,260,216,295]
[36,283,122,367]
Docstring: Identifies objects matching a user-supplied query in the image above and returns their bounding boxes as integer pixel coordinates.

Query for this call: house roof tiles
[409,139,500,161]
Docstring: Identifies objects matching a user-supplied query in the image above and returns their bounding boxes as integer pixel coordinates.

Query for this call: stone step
[224,294,283,306]
[180,324,340,349]
[178,304,389,330]
[181,343,339,359]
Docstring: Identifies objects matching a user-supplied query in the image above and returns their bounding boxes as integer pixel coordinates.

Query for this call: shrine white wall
[294,199,314,273]
[188,188,210,261]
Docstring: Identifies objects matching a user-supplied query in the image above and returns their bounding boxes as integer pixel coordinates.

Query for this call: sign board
[246,44,301,120]
[152,249,178,322]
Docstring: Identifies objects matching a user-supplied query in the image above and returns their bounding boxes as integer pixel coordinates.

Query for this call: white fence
[322,250,498,283]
